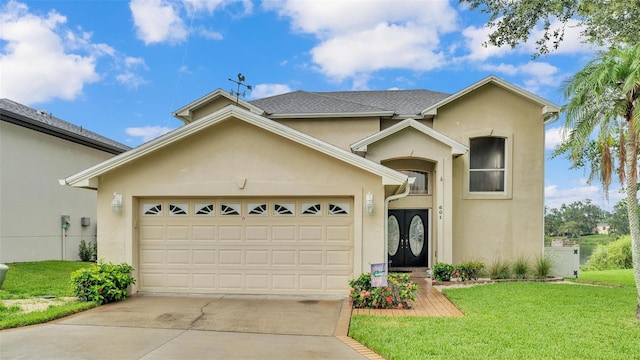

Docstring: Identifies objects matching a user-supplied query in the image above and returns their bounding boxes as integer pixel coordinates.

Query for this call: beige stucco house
[0,99,129,263]
[62,76,559,296]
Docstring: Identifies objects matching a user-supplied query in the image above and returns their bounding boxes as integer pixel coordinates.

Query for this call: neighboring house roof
[249,89,450,119]
[420,75,561,120]
[0,98,130,155]
[351,118,469,156]
[62,105,409,189]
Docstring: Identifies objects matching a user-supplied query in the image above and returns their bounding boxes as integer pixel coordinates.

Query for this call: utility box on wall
[81,217,91,226]
[544,245,580,278]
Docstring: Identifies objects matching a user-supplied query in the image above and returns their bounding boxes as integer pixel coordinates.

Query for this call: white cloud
[116,56,148,88]
[480,60,561,94]
[130,0,187,45]
[545,182,623,211]
[0,0,101,104]
[130,0,252,45]
[264,0,458,84]
[125,125,174,142]
[462,18,597,62]
[545,126,568,150]
[249,83,292,99]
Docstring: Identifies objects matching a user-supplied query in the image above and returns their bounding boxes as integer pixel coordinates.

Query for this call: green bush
[584,236,632,271]
[453,261,485,281]
[71,261,136,305]
[78,240,97,262]
[432,262,455,281]
[512,256,530,279]
[348,272,418,309]
[533,255,553,279]
[487,258,511,279]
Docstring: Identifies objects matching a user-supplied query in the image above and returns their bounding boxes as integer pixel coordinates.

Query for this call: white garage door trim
[138,197,354,295]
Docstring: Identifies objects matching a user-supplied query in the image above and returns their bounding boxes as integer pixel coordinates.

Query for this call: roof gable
[173,89,265,124]
[421,75,560,120]
[351,119,469,156]
[63,105,408,189]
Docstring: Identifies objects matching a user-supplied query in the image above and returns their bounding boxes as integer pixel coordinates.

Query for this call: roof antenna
[228,73,252,104]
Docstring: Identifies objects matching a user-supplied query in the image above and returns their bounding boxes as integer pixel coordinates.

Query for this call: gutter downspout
[384,177,415,268]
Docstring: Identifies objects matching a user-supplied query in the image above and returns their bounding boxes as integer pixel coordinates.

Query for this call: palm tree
[561,44,640,319]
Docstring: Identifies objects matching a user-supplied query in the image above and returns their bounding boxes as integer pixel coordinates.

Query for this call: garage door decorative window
[274,203,294,215]
[302,203,321,215]
[143,204,162,216]
[248,203,267,215]
[195,203,214,215]
[328,203,349,215]
[221,203,241,215]
[169,204,188,215]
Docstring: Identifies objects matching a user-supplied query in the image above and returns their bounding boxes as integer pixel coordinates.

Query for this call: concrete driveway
[0,294,366,360]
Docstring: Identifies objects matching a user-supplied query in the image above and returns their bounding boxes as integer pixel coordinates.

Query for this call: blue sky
[0,0,622,211]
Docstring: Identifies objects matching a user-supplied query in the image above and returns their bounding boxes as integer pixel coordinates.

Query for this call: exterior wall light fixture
[365,192,374,215]
[111,193,123,214]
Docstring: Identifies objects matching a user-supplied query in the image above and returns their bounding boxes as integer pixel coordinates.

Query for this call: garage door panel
[139,198,353,295]
[219,226,242,241]
[193,250,216,265]
[299,226,323,241]
[140,226,164,241]
[166,250,190,264]
[272,250,296,265]
[219,250,242,265]
[272,226,296,241]
[192,226,216,241]
[246,226,269,241]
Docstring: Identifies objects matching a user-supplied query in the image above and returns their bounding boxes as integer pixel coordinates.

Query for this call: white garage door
[138,198,354,295]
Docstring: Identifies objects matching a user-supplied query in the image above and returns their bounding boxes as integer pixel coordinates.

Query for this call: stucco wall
[0,122,116,263]
[275,117,380,151]
[433,83,545,264]
[94,118,387,292]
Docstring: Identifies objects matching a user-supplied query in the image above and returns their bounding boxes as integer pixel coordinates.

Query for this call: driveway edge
[334,299,385,360]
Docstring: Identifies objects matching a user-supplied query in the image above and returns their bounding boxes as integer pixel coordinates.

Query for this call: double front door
[388,209,428,267]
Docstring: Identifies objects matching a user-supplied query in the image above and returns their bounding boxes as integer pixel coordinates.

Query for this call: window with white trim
[469,137,505,192]
[400,170,429,195]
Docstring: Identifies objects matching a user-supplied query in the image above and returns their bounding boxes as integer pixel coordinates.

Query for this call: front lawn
[0,261,97,329]
[350,271,640,359]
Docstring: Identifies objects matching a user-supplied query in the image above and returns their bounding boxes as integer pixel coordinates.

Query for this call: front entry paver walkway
[351,271,464,317]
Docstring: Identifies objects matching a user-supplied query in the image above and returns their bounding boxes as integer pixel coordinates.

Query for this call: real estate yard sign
[371,262,387,287]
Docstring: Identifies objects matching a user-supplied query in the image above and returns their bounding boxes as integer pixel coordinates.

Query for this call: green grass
[578,234,617,245]
[0,261,98,329]
[350,277,640,359]
[572,269,637,287]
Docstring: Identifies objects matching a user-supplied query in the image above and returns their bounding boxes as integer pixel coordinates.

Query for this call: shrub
[78,240,97,262]
[583,236,632,271]
[348,272,418,309]
[487,258,511,279]
[512,256,530,279]
[432,262,455,281]
[71,260,136,305]
[453,261,485,281]
[533,255,553,279]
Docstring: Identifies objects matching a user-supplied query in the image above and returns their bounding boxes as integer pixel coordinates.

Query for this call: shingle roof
[0,98,130,154]
[249,89,451,117]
